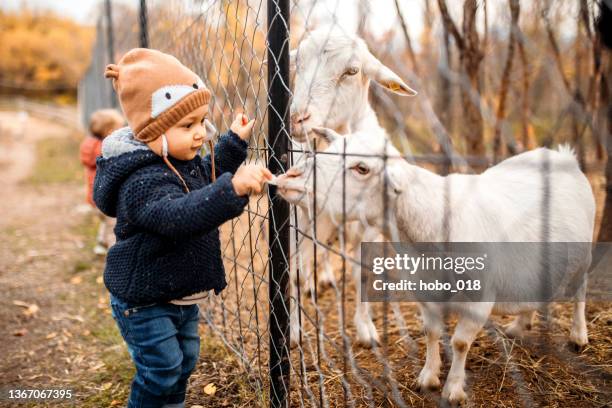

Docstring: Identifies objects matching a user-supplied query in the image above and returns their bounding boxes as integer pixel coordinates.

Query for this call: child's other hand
[232,164,273,196]
[230,113,255,141]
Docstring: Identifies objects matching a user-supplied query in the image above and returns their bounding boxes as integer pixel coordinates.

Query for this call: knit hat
[104,48,211,143]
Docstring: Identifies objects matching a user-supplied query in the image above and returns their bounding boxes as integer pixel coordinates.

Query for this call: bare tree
[493,0,520,161]
[516,5,532,150]
[437,0,485,156]
[440,27,455,154]
[542,0,602,168]
[597,0,612,242]
[394,0,420,75]
[580,0,606,161]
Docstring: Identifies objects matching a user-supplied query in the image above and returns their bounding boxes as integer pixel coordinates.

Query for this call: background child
[79,108,124,255]
[93,48,271,408]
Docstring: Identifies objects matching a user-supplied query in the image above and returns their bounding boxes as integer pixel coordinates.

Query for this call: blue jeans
[109,293,200,408]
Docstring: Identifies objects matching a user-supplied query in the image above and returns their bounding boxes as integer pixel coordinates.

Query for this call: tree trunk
[460,0,484,156]
[394,0,419,76]
[493,0,520,162]
[437,0,485,156]
[438,24,453,138]
[517,21,533,150]
[597,56,612,242]
[573,16,586,170]
[597,0,612,242]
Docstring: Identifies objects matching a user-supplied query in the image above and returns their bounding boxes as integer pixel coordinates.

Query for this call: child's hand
[232,164,273,196]
[230,113,255,141]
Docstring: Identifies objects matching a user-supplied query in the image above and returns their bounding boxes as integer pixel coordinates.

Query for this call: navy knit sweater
[94,127,249,306]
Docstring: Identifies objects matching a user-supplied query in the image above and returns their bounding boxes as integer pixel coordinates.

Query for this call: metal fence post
[267,0,290,407]
[104,0,117,107]
[139,0,149,48]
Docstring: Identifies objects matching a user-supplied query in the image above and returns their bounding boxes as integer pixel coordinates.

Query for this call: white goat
[276,126,594,404]
[289,27,416,347]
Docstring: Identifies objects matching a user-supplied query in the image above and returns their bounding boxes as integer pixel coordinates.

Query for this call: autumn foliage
[0,8,94,99]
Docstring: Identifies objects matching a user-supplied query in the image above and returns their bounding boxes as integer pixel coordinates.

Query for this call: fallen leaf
[96,276,103,284]
[12,328,28,336]
[102,382,112,390]
[51,313,84,323]
[23,304,39,317]
[12,300,30,308]
[203,383,217,396]
[191,405,204,408]
[70,275,82,285]
[46,332,58,340]
[110,400,121,406]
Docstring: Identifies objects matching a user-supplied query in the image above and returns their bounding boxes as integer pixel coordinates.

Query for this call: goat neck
[350,79,382,134]
[393,160,448,242]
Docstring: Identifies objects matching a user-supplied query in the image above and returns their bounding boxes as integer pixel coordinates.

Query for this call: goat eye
[344,67,359,76]
[352,162,369,175]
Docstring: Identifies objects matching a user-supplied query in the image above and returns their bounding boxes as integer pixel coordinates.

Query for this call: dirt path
[0,111,118,406]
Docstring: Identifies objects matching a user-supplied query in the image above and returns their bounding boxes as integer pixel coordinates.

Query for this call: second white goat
[276,126,594,405]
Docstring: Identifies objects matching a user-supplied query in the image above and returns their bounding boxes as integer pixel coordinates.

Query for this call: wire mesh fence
[78,1,610,407]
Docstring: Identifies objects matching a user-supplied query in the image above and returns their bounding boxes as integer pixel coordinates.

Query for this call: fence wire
[78,1,609,407]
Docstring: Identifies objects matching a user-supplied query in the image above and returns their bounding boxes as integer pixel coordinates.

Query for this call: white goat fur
[289,27,416,348]
[277,127,595,404]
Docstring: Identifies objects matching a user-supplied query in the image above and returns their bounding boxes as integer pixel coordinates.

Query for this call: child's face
[148,104,209,161]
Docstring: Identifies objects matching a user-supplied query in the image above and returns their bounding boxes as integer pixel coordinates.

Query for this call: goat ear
[385,164,403,195]
[363,52,417,96]
[311,127,341,144]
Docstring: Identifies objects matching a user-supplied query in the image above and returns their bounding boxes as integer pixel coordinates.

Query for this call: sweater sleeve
[124,171,248,240]
[201,130,248,179]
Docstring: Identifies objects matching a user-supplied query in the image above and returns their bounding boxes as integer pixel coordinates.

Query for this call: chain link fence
[78,1,610,407]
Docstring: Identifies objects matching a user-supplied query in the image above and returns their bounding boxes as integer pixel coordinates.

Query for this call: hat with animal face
[104,48,211,143]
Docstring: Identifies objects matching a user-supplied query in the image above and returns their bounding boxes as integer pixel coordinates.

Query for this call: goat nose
[291,111,311,125]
